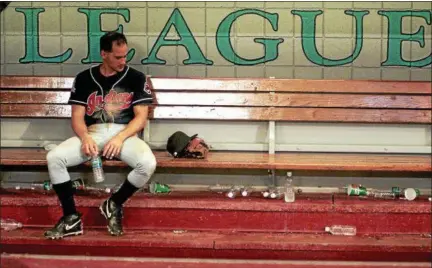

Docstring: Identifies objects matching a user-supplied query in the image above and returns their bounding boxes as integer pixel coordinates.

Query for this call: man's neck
[99,63,117,77]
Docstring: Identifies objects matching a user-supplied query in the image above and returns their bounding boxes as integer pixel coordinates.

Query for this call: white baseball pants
[46,123,157,188]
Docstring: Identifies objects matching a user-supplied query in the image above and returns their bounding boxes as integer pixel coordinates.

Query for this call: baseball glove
[182,137,210,159]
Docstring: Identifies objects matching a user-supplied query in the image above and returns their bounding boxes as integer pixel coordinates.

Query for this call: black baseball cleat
[44,212,83,239]
[99,198,124,236]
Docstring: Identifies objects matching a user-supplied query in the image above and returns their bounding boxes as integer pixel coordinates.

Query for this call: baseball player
[44,31,156,239]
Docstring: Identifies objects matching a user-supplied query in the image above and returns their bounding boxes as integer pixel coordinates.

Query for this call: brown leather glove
[182,137,210,159]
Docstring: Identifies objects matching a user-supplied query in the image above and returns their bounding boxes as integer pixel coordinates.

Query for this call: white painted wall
[1,118,430,191]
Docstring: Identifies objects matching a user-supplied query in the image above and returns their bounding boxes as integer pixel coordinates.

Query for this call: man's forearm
[71,105,90,141]
[72,118,90,140]
[116,116,146,141]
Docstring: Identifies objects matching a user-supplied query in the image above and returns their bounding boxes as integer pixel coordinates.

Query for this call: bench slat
[2,76,431,94]
[2,104,430,123]
[154,107,431,123]
[1,104,72,118]
[151,78,432,94]
[0,149,273,169]
[0,76,73,89]
[1,91,431,109]
[1,91,70,104]
[2,148,427,165]
[1,149,430,171]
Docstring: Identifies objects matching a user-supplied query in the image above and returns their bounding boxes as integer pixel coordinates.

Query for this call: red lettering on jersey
[86,91,103,116]
[104,90,116,104]
[86,90,134,116]
[116,92,134,109]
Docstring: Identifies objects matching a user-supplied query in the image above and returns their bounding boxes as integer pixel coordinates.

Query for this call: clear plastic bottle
[1,218,23,231]
[226,190,237,198]
[270,189,283,199]
[271,192,283,199]
[325,225,356,236]
[261,187,279,199]
[240,187,252,197]
[85,186,111,194]
[91,155,105,183]
[71,178,86,190]
[370,190,396,199]
[16,182,51,192]
[31,180,53,191]
[284,178,295,203]
[262,191,270,198]
[226,186,239,198]
[403,188,419,201]
[208,184,233,193]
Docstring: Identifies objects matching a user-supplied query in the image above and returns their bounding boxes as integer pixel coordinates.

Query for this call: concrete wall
[1,2,431,190]
[1,1,430,79]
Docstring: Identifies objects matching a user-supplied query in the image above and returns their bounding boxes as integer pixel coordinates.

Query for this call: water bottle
[1,218,23,231]
[325,225,356,236]
[91,155,105,183]
[391,187,420,201]
[84,186,111,196]
[370,190,396,199]
[270,190,283,199]
[262,187,278,198]
[13,181,52,192]
[402,188,420,201]
[208,184,233,193]
[86,186,111,194]
[240,187,252,197]
[226,190,237,198]
[226,186,239,198]
[284,178,295,203]
[71,178,86,190]
[262,191,270,198]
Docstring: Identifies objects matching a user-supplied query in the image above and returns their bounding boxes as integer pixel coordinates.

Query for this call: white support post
[268,121,275,154]
[143,120,151,142]
[143,74,153,143]
[268,76,276,186]
[268,76,276,155]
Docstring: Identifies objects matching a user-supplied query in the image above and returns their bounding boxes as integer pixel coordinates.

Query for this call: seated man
[44,31,156,239]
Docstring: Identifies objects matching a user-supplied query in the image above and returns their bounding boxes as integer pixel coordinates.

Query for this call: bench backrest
[1,76,431,124]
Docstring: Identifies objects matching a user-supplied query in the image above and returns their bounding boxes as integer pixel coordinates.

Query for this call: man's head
[100,31,128,73]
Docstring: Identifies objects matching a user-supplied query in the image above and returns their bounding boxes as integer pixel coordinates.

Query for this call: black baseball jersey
[68,65,153,127]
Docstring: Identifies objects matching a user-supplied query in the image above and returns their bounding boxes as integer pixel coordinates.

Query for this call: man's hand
[100,105,148,160]
[101,105,148,159]
[71,105,98,157]
[81,135,98,157]
[103,135,125,159]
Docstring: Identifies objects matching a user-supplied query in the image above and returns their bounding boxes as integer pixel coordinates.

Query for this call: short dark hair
[100,31,128,52]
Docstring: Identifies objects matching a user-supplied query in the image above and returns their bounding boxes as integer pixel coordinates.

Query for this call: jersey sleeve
[131,73,153,106]
[68,73,88,106]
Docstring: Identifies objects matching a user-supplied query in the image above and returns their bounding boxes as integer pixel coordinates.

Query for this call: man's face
[101,42,128,73]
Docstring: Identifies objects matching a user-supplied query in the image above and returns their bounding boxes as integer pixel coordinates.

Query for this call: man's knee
[128,152,157,188]
[46,149,61,166]
[136,153,157,176]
